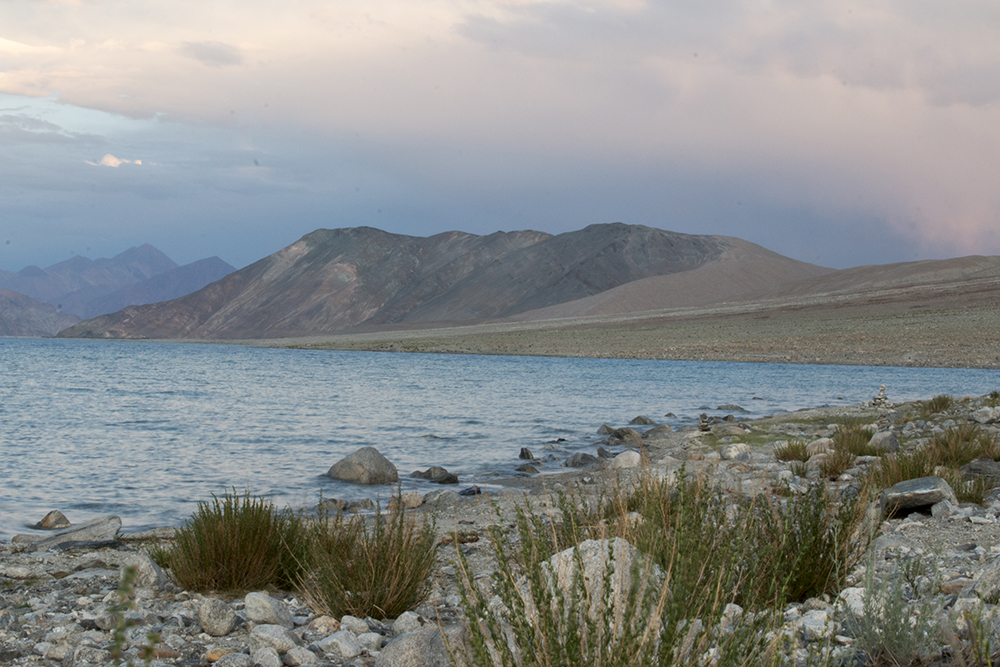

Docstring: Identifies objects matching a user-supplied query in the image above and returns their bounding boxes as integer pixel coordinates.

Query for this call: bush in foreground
[298,502,437,619]
[456,472,876,667]
[157,489,308,592]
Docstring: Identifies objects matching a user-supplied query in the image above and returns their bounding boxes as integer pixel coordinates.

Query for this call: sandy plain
[244,274,1000,369]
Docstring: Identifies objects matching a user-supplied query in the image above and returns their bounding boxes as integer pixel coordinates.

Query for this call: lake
[1,337,998,539]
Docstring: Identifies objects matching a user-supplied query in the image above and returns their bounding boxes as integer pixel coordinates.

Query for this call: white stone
[836,588,865,617]
[393,611,425,635]
[317,630,362,659]
[245,592,294,629]
[249,624,300,654]
[339,615,369,635]
[284,646,319,665]
[252,647,283,667]
[611,450,642,469]
[720,443,750,460]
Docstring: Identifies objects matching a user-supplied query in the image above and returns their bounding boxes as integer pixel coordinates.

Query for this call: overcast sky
[2,0,999,272]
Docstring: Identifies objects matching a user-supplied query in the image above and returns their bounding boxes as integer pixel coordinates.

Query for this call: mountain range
[56,224,832,340]
[0,246,235,336]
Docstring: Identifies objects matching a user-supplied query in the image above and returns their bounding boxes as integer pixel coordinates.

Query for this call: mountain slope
[0,290,81,337]
[57,224,831,340]
[0,244,178,314]
[79,257,236,319]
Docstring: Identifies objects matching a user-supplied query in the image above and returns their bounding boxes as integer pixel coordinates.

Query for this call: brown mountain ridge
[57,223,832,340]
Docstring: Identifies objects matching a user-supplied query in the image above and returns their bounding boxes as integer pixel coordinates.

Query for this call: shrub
[158,489,308,592]
[867,449,936,490]
[820,448,857,479]
[940,468,994,505]
[921,394,954,418]
[929,424,1000,468]
[774,440,809,462]
[833,420,881,457]
[298,503,437,619]
[455,472,875,667]
[847,559,949,667]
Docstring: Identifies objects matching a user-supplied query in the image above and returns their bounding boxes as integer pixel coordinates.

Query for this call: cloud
[1,0,999,268]
[179,41,244,67]
[0,36,62,56]
[86,153,141,167]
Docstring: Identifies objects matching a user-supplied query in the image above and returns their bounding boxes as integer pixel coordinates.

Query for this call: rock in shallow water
[327,446,399,485]
[35,510,71,530]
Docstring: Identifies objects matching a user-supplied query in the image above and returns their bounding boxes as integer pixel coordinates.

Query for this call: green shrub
[158,489,308,592]
[820,448,857,479]
[929,424,1000,468]
[847,559,949,667]
[868,450,936,490]
[940,468,994,506]
[774,440,809,462]
[298,503,436,619]
[920,394,954,418]
[455,472,875,667]
[833,420,881,457]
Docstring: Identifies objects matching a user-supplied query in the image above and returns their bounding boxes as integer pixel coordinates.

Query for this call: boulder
[564,452,599,468]
[611,450,642,470]
[26,515,121,552]
[389,493,425,511]
[410,466,457,483]
[720,443,750,461]
[251,647,283,667]
[597,424,615,435]
[515,464,539,474]
[961,459,1000,486]
[717,404,746,411]
[317,630,362,659]
[35,511,70,530]
[611,427,642,444]
[642,424,673,438]
[976,558,1000,603]
[245,592,294,629]
[629,415,655,425]
[392,611,426,635]
[327,447,399,485]
[880,477,957,517]
[375,626,469,667]
[199,598,239,637]
[971,407,998,424]
[121,552,168,589]
[249,624,300,654]
[497,538,664,637]
[868,431,900,454]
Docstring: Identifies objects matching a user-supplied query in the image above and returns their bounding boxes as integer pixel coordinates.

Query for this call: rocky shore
[4,390,1000,666]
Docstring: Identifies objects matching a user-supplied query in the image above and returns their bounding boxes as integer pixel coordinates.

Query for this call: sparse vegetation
[774,439,809,462]
[866,425,1000,503]
[456,470,876,666]
[820,448,857,479]
[156,489,309,592]
[297,502,437,619]
[832,419,881,457]
[920,394,954,418]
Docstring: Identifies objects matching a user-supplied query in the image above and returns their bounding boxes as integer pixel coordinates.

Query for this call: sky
[2,0,999,272]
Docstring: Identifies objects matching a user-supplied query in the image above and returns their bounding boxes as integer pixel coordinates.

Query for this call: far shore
[216,292,1000,370]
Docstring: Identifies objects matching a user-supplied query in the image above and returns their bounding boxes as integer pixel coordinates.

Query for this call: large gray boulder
[327,447,399,485]
[868,431,900,454]
[880,477,957,517]
[199,598,239,637]
[24,515,122,552]
[245,592,294,629]
[375,626,469,667]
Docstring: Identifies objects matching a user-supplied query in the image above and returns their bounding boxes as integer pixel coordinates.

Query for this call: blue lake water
[1,337,998,539]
